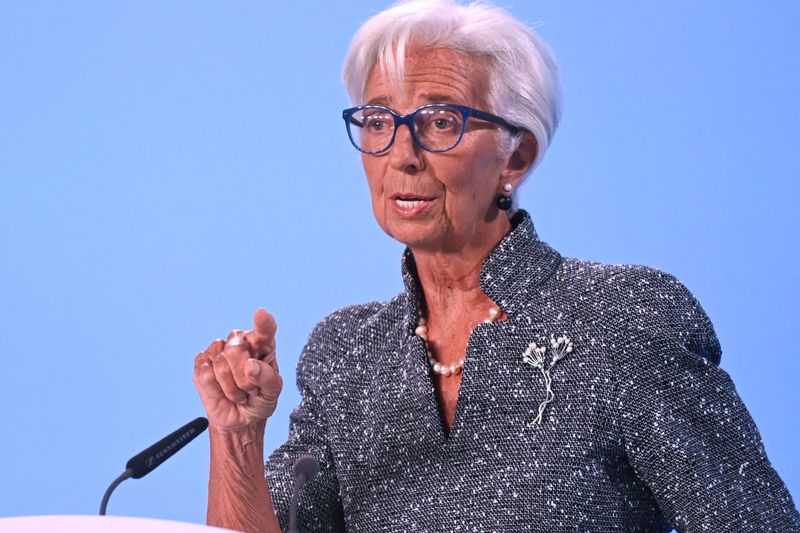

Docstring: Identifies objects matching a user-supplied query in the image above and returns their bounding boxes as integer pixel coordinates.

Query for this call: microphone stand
[99,469,133,515]
[98,416,207,516]
[286,455,320,533]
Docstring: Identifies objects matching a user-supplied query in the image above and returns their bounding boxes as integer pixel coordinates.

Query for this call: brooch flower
[522,335,574,425]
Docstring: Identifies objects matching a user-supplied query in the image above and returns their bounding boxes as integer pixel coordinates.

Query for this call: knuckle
[226,329,245,343]
[193,366,216,389]
[213,364,231,382]
[214,352,230,367]
[264,372,283,393]
[261,343,276,357]
[225,344,249,359]
[201,369,218,386]
[205,338,224,352]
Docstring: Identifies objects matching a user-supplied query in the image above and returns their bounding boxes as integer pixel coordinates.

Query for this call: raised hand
[193,308,283,431]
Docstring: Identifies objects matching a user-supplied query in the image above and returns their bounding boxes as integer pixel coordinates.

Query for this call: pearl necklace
[415,305,502,376]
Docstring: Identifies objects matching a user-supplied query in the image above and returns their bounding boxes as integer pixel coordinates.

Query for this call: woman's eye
[363,113,393,132]
[420,111,459,132]
[433,118,452,129]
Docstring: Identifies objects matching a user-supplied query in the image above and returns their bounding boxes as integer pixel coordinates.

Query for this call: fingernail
[248,359,261,376]
[200,362,210,369]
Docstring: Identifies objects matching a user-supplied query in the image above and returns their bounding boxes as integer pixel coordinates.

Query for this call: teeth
[396,199,424,209]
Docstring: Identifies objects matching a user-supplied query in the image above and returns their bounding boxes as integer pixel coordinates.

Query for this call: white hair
[342,0,562,179]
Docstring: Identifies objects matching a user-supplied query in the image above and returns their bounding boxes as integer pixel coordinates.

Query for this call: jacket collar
[400,209,562,326]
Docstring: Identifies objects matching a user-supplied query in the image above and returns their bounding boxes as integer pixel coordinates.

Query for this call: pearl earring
[496,183,513,210]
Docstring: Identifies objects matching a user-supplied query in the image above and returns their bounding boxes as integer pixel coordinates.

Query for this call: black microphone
[125,416,208,478]
[99,416,208,515]
[286,455,320,533]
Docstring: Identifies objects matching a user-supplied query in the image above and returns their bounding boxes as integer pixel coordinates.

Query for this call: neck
[411,215,512,319]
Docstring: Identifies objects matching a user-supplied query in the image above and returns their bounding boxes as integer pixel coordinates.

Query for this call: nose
[388,122,425,173]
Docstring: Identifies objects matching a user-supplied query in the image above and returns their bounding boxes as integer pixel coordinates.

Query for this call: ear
[498,131,537,191]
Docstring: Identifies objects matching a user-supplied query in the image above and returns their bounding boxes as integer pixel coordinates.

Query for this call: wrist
[209,421,266,455]
[207,420,278,532]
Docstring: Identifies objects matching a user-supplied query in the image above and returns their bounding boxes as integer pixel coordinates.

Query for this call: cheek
[444,150,503,201]
[361,158,390,223]
[361,157,383,195]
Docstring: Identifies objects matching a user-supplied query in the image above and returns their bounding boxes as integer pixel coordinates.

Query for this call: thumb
[246,358,283,398]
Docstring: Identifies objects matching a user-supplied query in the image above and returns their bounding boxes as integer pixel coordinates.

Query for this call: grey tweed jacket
[265,210,799,532]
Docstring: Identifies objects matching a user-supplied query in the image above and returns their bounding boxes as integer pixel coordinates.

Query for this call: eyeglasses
[342,103,521,155]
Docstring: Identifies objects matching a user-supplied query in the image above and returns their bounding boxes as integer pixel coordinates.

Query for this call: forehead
[364,47,491,111]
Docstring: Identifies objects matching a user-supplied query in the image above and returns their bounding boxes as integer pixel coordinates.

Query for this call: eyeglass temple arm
[342,108,367,128]
[469,109,521,134]
[347,116,365,128]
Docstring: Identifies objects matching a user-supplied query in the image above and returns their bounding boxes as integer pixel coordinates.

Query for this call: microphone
[99,416,208,515]
[286,455,320,533]
[125,416,209,478]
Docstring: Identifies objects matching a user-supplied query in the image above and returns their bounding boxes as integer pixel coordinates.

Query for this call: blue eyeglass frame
[341,103,522,155]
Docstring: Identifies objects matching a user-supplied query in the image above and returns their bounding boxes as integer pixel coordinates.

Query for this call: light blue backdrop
[1,0,797,526]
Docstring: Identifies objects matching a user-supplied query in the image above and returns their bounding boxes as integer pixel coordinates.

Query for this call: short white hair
[342,0,562,175]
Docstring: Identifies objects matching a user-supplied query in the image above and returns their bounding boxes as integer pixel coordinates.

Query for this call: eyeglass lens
[348,106,464,153]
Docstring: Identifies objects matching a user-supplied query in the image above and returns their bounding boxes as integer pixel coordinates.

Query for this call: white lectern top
[0,515,242,532]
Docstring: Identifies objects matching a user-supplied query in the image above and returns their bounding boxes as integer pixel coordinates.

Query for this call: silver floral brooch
[522,335,574,425]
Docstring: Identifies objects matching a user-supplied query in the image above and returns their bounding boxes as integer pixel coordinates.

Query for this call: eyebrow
[363,93,461,107]
[419,93,459,104]
[365,96,390,106]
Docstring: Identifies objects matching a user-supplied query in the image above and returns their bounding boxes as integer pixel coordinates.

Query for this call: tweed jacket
[265,210,799,532]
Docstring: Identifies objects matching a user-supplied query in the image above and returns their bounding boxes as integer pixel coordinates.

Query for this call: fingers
[245,309,277,360]
[195,313,282,415]
[193,351,226,401]
[196,336,251,405]
[205,338,225,357]
[240,358,283,419]
[222,329,257,390]
[194,340,223,388]
[212,351,250,403]
[246,358,283,398]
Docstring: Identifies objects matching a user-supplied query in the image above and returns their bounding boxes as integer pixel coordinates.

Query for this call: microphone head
[292,455,319,482]
[125,417,208,479]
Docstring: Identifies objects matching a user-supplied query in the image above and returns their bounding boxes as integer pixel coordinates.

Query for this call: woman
[193,1,799,531]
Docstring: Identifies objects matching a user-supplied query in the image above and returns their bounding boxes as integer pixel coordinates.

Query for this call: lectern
[0,515,241,532]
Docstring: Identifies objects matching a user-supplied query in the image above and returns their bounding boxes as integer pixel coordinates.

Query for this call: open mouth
[390,192,435,215]
[395,197,426,209]
[392,193,434,209]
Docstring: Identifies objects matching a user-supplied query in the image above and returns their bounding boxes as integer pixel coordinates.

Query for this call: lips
[391,192,435,201]
[395,198,425,209]
[390,192,435,216]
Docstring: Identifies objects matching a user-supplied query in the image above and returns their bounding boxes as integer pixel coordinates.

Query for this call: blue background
[1,0,797,527]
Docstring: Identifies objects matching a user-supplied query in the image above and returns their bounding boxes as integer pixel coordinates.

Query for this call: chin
[379,215,443,249]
